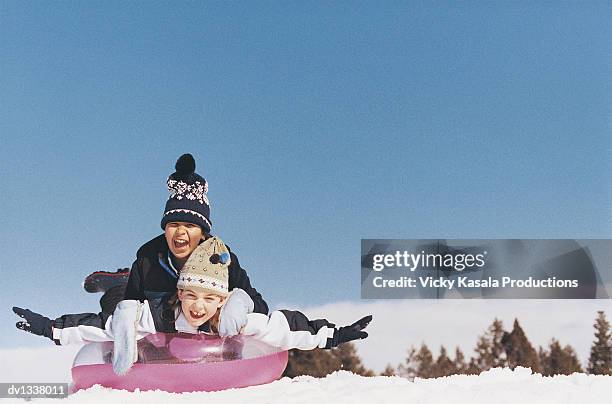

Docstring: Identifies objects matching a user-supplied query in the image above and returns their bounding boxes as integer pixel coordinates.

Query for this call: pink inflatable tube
[71,333,289,393]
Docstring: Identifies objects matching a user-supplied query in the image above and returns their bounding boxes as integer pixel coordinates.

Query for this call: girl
[14,236,371,375]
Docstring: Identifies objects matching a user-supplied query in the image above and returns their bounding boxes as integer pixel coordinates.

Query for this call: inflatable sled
[72,333,289,393]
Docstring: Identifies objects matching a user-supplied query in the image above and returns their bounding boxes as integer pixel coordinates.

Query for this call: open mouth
[190,310,205,320]
[174,239,189,249]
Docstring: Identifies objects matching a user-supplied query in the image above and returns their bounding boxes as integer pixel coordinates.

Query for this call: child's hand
[219,289,254,337]
[12,307,53,341]
[111,300,141,376]
[331,315,372,347]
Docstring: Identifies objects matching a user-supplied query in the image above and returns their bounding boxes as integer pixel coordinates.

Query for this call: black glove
[330,315,372,348]
[13,307,53,341]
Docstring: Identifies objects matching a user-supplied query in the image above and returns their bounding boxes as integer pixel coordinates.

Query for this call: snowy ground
[1,345,611,402]
[2,368,611,404]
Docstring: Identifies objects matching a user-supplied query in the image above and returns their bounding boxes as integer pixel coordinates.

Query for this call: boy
[88,154,267,337]
[14,236,372,375]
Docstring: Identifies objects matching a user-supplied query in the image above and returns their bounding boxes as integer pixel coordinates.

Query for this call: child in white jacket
[14,236,371,375]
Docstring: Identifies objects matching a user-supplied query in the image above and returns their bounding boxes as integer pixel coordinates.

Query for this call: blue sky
[1,2,611,348]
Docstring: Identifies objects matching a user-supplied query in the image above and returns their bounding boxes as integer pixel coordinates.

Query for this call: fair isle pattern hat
[177,236,231,296]
[160,154,212,233]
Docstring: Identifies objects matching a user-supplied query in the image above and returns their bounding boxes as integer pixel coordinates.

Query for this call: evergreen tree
[380,364,397,376]
[540,339,583,376]
[501,319,540,373]
[489,319,507,367]
[331,342,374,376]
[562,345,583,374]
[433,346,456,377]
[473,334,494,372]
[453,347,467,374]
[398,346,417,378]
[587,311,612,375]
[538,346,548,372]
[415,344,435,378]
[473,318,507,371]
[399,343,435,379]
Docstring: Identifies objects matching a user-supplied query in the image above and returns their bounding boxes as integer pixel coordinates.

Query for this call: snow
[1,368,611,404]
[1,345,611,402]
[0,344,82,383]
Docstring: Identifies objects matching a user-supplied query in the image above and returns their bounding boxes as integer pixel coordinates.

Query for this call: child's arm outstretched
[241,310,372,351]
[12,301,156,345]
[13,307,55,342]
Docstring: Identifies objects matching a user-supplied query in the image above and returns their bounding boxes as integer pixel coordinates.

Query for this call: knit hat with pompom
[160,154,212,233]
[177,236,231,296]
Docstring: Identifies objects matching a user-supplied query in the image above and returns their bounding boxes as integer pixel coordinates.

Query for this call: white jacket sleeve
[241,311,335,350]
[52,300,157,345]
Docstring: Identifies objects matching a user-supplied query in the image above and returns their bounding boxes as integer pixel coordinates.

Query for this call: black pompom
[175,154,196,176]
[209,254,220,264]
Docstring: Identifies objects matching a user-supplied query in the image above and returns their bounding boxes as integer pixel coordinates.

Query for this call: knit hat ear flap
[161,154,212,232]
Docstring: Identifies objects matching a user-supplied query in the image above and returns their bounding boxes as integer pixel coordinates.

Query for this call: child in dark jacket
[90,154,268,337]
[14,237,371,375]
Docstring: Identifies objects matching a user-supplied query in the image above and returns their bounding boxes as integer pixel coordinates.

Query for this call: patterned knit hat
[176,236,231,296]
[160,154,212,233]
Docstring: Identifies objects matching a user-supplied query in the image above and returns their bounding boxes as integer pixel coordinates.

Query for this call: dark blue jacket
[124,235,268,314]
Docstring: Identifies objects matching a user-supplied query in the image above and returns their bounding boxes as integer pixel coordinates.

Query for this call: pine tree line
[282,311,611,379]
[388,311,611,378]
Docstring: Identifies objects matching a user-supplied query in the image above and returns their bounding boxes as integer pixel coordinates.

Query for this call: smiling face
[164,222,204,266]
[177,288,226,328]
